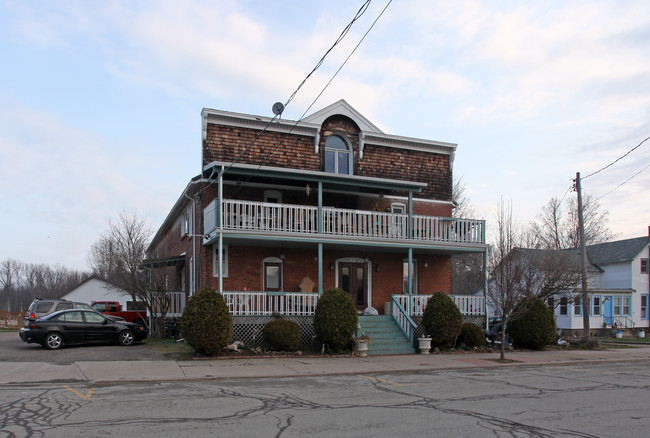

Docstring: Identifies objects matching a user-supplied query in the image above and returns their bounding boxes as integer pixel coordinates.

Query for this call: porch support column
[217,167,224,294]
[483,247,488,328]
[408,192,413,239]
[318,243,323,295]
[317,181,323,233]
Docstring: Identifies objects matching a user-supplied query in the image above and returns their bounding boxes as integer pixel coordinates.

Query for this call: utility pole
[575,172,590,342]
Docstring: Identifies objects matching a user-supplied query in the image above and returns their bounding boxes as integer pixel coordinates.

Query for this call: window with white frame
[592,296,601,316]
[613,296,621,315]
[547,297,555,313]
[560,297,568,315]
[324,134,352,175]
[642,295,649,319]
[212,245,228,277]
[574,295,582,316]
[642,259,649,274]
[402,259,418,294]
[623,296,631,316]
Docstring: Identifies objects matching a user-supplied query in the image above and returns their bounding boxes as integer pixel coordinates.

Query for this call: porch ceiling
[207,233,487,256]
[203,161,427,193]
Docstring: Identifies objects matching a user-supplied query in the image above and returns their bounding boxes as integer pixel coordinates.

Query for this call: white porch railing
[219,291,484,317]
[222,291,319,316]
[392,294,485,317]
[207,199,485,245]
[152,291,186,318]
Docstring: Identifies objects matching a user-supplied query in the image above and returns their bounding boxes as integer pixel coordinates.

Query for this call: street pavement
[2,343,650,385]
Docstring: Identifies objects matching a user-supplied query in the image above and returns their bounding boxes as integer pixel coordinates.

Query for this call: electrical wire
[582,135,650,180]
[260,0,392,165]
[201,0,374,194]
[595,161,650,201]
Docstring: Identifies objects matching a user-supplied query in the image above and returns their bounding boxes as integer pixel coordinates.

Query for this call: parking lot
[0,331,172,364]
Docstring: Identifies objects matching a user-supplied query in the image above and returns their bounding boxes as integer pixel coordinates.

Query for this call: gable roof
[302,99,383,133]
[586,236,650,265]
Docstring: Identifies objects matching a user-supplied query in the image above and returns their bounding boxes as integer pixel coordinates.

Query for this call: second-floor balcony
[204,199,485,245]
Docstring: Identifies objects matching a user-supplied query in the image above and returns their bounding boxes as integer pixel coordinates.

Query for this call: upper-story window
[324,134,352,175]
[641,258,649,274]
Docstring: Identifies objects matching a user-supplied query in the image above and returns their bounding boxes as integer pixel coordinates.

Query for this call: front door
[339,262,367,310]
[603,296,613,326]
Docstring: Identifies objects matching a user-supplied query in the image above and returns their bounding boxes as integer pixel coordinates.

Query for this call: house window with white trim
[613,296,621,315]
[592,296,601,316]
[642,295,649,319]
[324,134,352,175]
[559,297,568,315]
[402,260,418,294]
[623,296,631,316]
[212,245,228,277]
[641,259,649,274]
[574,295,582,316]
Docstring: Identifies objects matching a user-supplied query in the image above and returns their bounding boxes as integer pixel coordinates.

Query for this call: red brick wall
[202,245,451,314]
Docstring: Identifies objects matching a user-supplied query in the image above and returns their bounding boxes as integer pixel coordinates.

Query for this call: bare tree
[531,194,616,249]
[451,177,485,294]
[0,259,22,312]
[88,211,170,335]
[487,200,524,360]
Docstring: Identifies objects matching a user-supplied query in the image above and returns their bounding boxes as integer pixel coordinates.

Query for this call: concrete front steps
[358,315,415,355]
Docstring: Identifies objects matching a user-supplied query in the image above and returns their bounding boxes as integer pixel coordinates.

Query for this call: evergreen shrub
[509,297,556,350]
[456,322,485,348]
[421,291,463,348]
[262,318,301,351]
[180,287,233,356]
[313,288,358,351]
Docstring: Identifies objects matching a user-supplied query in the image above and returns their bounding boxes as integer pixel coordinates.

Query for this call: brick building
[146,100,487,351]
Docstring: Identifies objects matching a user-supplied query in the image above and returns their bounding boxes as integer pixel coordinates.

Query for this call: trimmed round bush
[313,288,358,351]
[509,297,556,350]
[263,318,301,351]
[180,287,233,356]
[421,292,463,348]
[456,322,485,348]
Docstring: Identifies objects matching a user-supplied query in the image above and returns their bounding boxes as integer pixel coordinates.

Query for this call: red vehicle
[91,301,147,327]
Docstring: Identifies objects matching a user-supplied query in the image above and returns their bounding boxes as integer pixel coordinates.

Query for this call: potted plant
[418,335,432,354]
[354,333,371,357]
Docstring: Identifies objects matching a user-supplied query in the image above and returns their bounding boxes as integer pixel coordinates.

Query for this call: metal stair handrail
[390,295,417,344]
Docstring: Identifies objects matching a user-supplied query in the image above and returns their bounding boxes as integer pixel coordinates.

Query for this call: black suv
[25,299,124,321]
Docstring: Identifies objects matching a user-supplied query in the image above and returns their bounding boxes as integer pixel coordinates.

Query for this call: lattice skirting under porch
[232,316,318,351]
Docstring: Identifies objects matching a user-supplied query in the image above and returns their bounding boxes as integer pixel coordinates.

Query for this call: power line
[582,135,650,180]
[595,160,650,201]
[201,0,374,194]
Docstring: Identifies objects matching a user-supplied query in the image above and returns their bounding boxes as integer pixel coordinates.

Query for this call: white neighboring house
[555,235,650,333]
[61,276,133,308]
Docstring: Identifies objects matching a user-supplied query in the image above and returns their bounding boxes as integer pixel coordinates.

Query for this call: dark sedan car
[19,309,147,350]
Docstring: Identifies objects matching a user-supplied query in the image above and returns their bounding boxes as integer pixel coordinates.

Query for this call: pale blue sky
[1,0,649,271]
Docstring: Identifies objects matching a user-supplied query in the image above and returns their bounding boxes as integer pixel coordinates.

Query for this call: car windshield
[77,303,94,311]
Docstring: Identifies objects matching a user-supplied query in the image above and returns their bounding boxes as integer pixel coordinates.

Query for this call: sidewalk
[3,345,650,385]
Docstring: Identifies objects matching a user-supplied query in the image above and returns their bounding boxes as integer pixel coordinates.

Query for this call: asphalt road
[0,331,172,364]
[2,361,649,437]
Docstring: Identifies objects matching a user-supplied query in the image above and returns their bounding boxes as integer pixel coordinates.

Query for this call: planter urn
[418,337,432,354]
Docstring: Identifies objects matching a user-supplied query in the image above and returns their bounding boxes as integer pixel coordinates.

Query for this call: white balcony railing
[205,199,485,245]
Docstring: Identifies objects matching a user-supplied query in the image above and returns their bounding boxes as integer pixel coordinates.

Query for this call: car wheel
[44,332,63,350]
[118,330,135,346]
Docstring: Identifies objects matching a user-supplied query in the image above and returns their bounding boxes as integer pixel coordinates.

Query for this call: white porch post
[218,167,224,294]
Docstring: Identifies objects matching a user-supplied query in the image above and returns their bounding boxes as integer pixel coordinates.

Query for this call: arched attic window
[324,134,352,175]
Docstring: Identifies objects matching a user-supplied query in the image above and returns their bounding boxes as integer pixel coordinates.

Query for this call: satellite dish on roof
[272,102,285,116]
